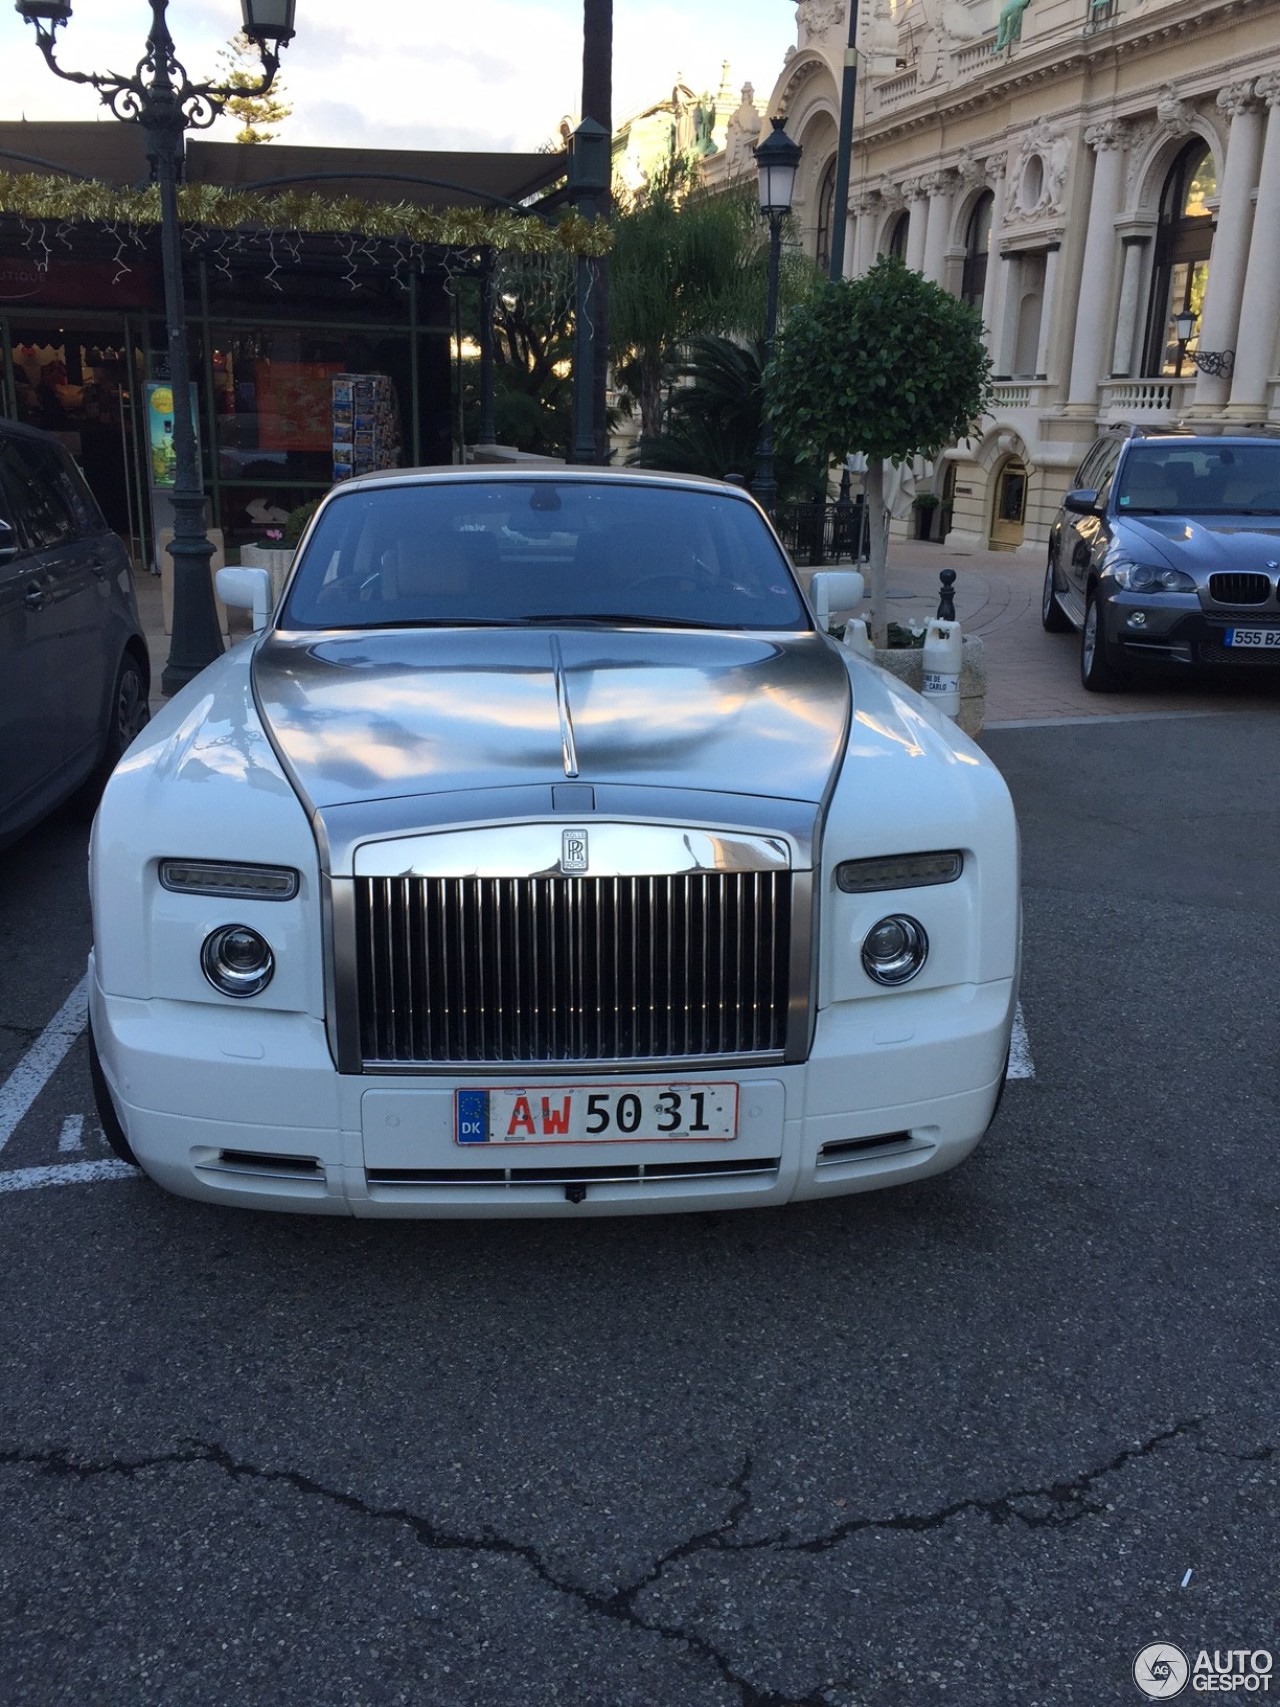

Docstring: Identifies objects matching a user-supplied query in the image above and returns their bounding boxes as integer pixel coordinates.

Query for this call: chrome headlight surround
[861,915,929,986]
[201,925,276,998]
[1107,561,1197,594]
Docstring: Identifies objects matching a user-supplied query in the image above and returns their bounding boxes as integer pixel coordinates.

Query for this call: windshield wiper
[305,616,514,630]
[520,611,716,629]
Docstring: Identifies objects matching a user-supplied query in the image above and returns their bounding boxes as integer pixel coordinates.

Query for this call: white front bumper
[90,968,1016,1218]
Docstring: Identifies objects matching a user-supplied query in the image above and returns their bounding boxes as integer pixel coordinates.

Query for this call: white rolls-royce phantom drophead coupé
[89,468,1020,1218]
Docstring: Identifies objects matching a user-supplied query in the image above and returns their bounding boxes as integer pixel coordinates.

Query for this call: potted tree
[768,257,992,649]
[912,491,942,541]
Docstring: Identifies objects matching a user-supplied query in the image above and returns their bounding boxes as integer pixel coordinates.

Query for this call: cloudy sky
[0,1,799,156]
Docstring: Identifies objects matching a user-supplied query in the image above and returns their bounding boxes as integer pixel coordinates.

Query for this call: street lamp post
[751,116,801,516]
[568,118,611,466]
[15,0,297,696]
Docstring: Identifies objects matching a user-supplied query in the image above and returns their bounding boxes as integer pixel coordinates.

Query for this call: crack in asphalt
[0,1417,1254,1707]
[0,1022,42,1046]
[746,1419,1207,1554]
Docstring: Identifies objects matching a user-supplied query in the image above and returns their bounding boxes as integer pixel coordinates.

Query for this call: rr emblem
[561,829,589,873]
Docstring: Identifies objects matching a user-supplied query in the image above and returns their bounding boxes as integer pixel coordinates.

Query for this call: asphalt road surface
[0,708,1276,1707]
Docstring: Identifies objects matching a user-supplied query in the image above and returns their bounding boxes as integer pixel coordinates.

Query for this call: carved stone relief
[1084,119,1126,153]
[778,54,824,110]
[1156,84,1196,136]
[722,85,764,174]
[797,0,847,43]
[916,28,941,86]
[1007,120,1071,221]
[957,154,986,190]
[1122,121,1155,199]
[1216,80,1257,120]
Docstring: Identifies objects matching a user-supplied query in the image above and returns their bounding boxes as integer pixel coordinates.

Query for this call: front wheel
[72,649,151,817]
[1041,553,1072,632]
[1081,592,1128,692]
[88,1016,138,1167]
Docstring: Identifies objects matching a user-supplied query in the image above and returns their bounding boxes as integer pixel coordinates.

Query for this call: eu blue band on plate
[456,1090,489,1144]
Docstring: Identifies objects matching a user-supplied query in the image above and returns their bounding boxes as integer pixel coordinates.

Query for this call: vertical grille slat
[354,870,794,1066]
[1208,571,1271,606]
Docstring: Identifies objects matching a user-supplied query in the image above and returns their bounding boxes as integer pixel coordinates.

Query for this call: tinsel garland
[0,172,611,256]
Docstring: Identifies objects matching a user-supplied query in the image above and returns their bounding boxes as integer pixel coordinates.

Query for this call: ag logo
[1133,1644,1189,1699]
[561,828,589,873]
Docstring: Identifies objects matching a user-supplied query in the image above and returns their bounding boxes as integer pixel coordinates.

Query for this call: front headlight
[1108,561,1197,593]
[201,925,276,998]
[861,915,929,986]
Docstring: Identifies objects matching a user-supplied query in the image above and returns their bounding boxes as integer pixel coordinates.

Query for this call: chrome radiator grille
[354,871,793,1065]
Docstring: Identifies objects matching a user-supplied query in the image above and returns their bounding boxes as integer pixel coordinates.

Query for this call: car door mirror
[1062,488,1100,516]
[217,565,272,631]
[0,517,17,560]
[809,569,865,628]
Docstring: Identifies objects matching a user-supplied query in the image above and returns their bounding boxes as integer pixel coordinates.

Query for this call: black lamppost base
[160,529,222,696]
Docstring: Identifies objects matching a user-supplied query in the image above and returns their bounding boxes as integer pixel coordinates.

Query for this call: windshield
[1115,443,1280,515]
[280,479,810,632]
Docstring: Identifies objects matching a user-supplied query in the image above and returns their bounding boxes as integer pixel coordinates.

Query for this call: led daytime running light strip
[160,860,299,900]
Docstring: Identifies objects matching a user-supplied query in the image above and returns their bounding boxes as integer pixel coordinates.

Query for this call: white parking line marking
[0,1159,136,1194]
[0,976,88,1155]
[58,1114,85,1154]
[1007,1002,1034,1080]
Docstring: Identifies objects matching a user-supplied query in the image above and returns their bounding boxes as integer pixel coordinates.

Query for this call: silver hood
[252,627,850,813]
[1123,514,1280,571]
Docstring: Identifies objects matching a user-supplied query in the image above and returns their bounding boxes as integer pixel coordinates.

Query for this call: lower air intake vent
[817,1133,915,1166]
[367,1157,781,1189]
[208,1151,325,1181]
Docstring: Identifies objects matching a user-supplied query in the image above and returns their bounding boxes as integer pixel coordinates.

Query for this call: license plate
[456,1083,739,1145]
[1226,628,1280,648]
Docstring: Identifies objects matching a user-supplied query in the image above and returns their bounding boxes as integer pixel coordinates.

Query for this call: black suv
[0,418,150,848]
[1043,427,1280,690]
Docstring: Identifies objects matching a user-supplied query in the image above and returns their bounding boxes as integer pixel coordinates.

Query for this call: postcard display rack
[331,374,401,481]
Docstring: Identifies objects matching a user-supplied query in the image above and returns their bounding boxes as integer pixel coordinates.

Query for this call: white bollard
[922,618,962,717]
[921,569,962,719]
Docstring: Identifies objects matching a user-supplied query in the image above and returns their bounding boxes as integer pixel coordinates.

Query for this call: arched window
[886,211,909,260]
[815,157,838,273]
[961,191,994,316]
[1143,140,1217,377]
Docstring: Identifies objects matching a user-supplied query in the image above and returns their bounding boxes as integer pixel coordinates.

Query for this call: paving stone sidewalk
[873,539,1279,727]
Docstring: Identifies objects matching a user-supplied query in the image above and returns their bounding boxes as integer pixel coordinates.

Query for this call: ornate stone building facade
[716,0,1280,550]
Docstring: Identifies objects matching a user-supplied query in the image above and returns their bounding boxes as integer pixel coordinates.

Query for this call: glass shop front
[0,234,454,568]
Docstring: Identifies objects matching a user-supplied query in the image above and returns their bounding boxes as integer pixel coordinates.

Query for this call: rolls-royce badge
[561,829,589,873]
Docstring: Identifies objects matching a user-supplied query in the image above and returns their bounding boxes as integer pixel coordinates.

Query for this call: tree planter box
[870,635,986,738]
[239,544,295,607]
